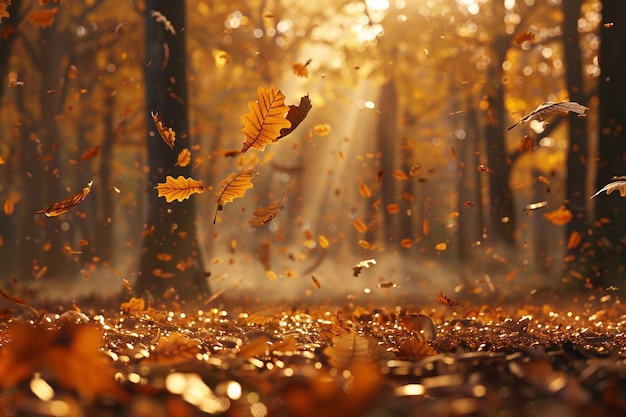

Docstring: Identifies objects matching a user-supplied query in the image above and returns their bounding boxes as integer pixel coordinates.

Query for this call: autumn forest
[0,0,625,416]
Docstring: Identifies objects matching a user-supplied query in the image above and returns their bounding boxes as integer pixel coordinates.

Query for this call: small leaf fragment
[151,111,176,149]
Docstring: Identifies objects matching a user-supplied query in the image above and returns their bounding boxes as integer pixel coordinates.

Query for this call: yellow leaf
[313,123,331,136]
[175,148,191,167]
[241,86,291,152]
[36,180,93,217]
[214,169,258,223]
[155,175,204,203]
[151,112,176,149]
[249,195,283,228]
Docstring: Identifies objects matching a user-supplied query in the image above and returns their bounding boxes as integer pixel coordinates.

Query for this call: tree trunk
[135,0,209,301]
[592,0,626,286]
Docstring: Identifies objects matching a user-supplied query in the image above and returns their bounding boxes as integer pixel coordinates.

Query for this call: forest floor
[0,288,625,417]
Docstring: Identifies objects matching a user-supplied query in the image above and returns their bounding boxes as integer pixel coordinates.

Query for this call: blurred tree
[135,0,209,300]
[592,0,626,285]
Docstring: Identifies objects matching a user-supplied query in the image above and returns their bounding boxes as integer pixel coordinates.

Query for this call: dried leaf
[435,290,459,307]
[353,259,376,277]
[249,195,283,228]
[241,86,291,152]
[246,310,277,326]
[323,331,371,370]
[292,61,310,77]
[544,206,573,225]
[392,169,409,180]
[514,31,536,45]
[519,135,535,153]
[120,297,145,313]
[151,112,176,149]
[36,180,93,217]
[591,177,626,198]
[278,94,312,139]
[150,10,176,35]
[395,337,437,360]
[27,7,58,28]
[508,101,589,130]
[155,175,205,203]
[80,145,100,161]
[3,199,13,216]
[146,333,200,364]
[567,231,582,250]
[214,169,258,223]
[477,164,494,174]
[175,148,191,167]
[311,276,321,289]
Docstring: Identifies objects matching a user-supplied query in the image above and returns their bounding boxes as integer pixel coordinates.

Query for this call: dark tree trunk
[135,0,209,301]
[562,0,592,283]
[592,0,626,285]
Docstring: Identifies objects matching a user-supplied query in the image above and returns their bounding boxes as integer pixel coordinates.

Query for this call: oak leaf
[213,169,258,223]
[151,111,176,149]
[241,86,291,152]
[175,147,191,167]
[27,6,57,28]
[155,175,205,203]
[508,101,589,130]
[249,194,283,228]
[278,94,312,139]
[591,177,626,198]
[292,61,310,78]
[36,180,93,217]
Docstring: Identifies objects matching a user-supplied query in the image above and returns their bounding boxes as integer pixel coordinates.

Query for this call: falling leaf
[175,148,191,167]
[400,238,413,249]
[249,195,283,228]
[80,145,100,161]
[422,219,430,236]
[155,175,205,203]
[435,290,459,307]
[214,169,258,223]
[514,31,536,45]
[67,64,78,79]
[150,10,176,35]
[0,287,28,305]
[313,123,331,136]
[3,199,13,216]
[311,276,321,289]
[36,180,93,217]
[292,60,310,77]
[353,219,368,233]
[435,242,447,251]
[241,86,291,152]
[477,164,494,174]
[591,177,626,198]
[544,206,573,225]
[519,135,535,153]
[387,204,400,214]
[567,231,582,250]
[123,279,132,291]
[409,164,421,176]
[524,201,548,211]
[378,282,396,288]
[508,101,589,130]
[7,71,23,88]
[151,112,176,149]
[0,1,9,19]
[392,169,409,180]
[27,7,58,28]
[0,156,4,164]
[318,235,330,249]
[353,259,376,277]
[278,94,312,139]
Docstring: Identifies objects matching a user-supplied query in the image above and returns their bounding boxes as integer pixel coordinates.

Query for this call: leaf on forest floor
[27,7,58,28]
[0,322,125,400]
[80,145,100,161]
[146,333,200,364]
[508,101,589,130]
[213,169,258,223]
[151,112,176,149]
[245,310,278,326]
[155,175,205,203]
[394,337,438,360]
[120,297,145,314]
[323,331,372,370]
[543,206,573,225]
[241,86,292,152]
[278,94,312,139]
[150,10,176,35]
[590,177,626,199]
[175,148,191,167]
[249,194,283,228]
[36,180,93,217]
[353,259,376,277]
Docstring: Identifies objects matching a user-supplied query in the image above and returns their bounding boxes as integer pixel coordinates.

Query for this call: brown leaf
[36,180,93,217]
[591,177,626,198]
[145,333,200,365]
[155,175,205,203]
[241,86,291,152]
[151,111,176,149]
[249,194,283,228]
[80,145,100,161]
[278,94,312,139]
[214,169,258,223]
[508,101,589,130]
[435,290,459,307]
[0,287,28,305]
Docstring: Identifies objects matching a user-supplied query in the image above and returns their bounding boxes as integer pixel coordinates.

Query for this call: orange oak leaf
[151,111,176,149]
[155,175,204,203]
[214,169,258,223]
[249,194,283,228]
[278,94,312,139]
[36,180,93,217]
[292,60,310,77]
[27,6,58,28]
[0,1,10,20]
[175,147,191,167]
[591,176,626,198]
[241,86,291,152]
[543,206,573,225]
